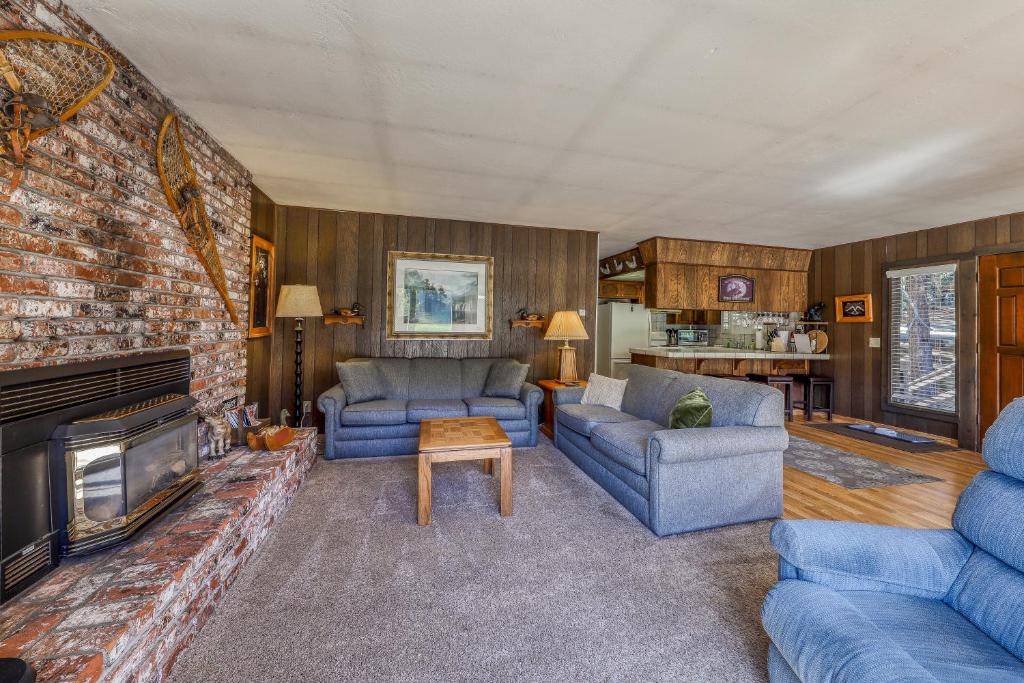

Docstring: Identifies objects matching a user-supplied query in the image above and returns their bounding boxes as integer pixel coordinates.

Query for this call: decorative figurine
[203,414,230,457]
[350,301,362,315]
[517,307,545,321]
[805,301,825,322]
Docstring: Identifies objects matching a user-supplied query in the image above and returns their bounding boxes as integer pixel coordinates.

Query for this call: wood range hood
[636,237,812,312]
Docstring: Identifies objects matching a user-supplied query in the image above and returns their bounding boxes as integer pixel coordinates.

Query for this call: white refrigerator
[596,302,649,380]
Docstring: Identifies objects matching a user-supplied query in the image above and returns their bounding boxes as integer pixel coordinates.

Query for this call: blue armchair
[762,398,1024,682]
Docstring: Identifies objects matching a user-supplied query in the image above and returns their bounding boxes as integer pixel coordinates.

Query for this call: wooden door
[979,252,1024,437]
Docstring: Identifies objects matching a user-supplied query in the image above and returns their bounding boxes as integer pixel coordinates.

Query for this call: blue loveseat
[317,357,542,459]
[762,398,1024,682]
[553,364,788,536]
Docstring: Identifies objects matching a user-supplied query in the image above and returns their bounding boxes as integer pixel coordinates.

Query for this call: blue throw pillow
[337,362,386,404]
[483,361,529,398]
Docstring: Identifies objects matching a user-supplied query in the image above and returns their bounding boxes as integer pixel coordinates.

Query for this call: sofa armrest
[648,425,788,464]
[317,383,347,422]
[520,382,543,408]
[553,386,585,405]
[771,520,974,599]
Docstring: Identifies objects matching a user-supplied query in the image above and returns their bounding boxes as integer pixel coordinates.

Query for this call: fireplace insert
[0,349,198,602]
[52,393,199,556]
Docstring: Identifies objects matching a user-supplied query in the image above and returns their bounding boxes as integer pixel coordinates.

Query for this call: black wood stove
[0,350,200,602]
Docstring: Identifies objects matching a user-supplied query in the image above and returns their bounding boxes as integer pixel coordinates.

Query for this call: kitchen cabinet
[598,280,644,303]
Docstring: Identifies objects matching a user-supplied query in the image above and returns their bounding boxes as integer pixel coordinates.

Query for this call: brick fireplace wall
[0,1,252,411]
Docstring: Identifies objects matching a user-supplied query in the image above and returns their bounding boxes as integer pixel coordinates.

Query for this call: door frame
[976,247,1024,441]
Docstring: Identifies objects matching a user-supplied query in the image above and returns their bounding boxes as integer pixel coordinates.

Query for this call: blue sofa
[317,357,542,459]
[762,398,1024,682]
[553,364,787,536]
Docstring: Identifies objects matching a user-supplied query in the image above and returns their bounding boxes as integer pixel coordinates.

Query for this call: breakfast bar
[629,346,829,377]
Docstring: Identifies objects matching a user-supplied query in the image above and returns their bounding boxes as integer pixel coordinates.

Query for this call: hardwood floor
[784,414,986,528]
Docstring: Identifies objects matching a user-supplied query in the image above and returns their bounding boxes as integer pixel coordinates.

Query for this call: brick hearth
[0,429,317,682]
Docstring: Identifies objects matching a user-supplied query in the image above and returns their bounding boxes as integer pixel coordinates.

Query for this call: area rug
[171,437,776,682]
[785,435,942,488]
[808,422,958,453]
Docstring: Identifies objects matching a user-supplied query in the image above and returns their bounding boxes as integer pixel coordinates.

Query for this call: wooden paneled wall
[808,212,1024,450]
[245,188,599,429]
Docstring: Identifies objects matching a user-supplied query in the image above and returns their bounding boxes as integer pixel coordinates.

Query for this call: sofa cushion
[461,358,497,399]
[408,358,463,400]
[953,470,1024,575]
[406,399,468,423]
[762,579,1013,683]
[669,387,713,428]
[341,399,407,426]
[944,549,1024,662]
[370,358,412,399]
[621,364,680,424]
[590,420,661,476]
[980,397,1024,480]
[844,589,1024,681]
[465,397,526,420]
[336,362,386,404]
[484,360,529,398]
[556,404,638,436]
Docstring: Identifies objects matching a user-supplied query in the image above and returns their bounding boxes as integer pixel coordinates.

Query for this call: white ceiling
[72,1,1024,255]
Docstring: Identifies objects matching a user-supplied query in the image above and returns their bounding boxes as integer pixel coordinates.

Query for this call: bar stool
[746,373,794,422]
[792,375,834,421]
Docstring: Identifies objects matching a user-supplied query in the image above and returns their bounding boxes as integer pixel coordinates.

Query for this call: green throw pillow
[669,387,712,428]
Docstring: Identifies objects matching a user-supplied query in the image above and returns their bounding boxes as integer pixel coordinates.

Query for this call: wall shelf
[510,319,545,329]
[324,314,365,327]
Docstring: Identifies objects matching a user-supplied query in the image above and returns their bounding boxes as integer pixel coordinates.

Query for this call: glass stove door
[123,415,198,514]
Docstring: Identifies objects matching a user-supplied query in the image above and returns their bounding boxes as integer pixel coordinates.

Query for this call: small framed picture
[718,274,754,303]
[248,235,275,338]
[835,294,873,323]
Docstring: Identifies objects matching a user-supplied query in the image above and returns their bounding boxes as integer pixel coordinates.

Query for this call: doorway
[979,252,1024,438]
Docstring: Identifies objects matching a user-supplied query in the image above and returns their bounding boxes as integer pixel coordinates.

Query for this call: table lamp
[544,310,589,382]
[276,285,323,426]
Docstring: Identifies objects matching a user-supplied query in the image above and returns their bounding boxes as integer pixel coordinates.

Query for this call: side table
[537,379,588,439]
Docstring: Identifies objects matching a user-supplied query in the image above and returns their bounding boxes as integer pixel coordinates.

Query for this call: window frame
[881,257,960,423]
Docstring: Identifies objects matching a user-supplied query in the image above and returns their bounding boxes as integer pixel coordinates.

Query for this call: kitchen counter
[630,346,829,360]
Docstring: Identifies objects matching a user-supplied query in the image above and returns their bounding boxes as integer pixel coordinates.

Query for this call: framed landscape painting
[387,251,493,339]
[248,235,275,337]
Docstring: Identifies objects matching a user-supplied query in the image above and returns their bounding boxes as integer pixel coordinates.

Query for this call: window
[887,263,957,414]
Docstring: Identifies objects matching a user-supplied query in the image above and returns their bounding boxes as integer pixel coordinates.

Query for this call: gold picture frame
[387,251,494,340]
[248,235,275,338]
[835,293,873,323]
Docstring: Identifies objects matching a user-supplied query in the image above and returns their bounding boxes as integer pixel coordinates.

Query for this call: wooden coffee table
[417,416,512,526]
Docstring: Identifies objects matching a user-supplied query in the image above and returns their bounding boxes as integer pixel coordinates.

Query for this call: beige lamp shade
[544,310,589,341]
[276,285,323,318]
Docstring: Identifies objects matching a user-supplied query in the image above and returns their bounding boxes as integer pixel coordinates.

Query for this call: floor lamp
[276,285,323,426]
[544,310,590,382]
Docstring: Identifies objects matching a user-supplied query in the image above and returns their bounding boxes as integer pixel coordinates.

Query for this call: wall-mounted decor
[718,274,755,303]
[157,112,239,324]
[835,293,873,323]
[0,31,115,194]
[248,235,275,337]
[599,247,644,278]
[387,251,493,340]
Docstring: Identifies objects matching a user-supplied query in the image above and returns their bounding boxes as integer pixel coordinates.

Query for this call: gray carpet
[171,436,776,682]
[786,435,942,488]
